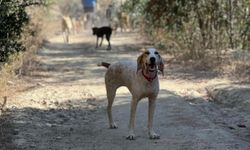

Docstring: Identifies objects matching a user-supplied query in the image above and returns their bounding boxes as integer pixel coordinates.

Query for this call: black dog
[92,26,112,50]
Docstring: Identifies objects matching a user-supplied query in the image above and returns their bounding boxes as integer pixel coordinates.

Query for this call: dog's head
[137,48,164,75]
[92,27,98,35]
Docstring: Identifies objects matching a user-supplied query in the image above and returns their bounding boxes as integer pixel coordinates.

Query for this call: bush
[0,0,47,62]
[123,0,250,58]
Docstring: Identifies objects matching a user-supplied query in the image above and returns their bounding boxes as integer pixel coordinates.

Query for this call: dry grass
[145,23,250,81]
[0,7,47,106]
[220,50,250,80]
[173,49,250,81]
[0,62,14,98]
[0,46,39,106]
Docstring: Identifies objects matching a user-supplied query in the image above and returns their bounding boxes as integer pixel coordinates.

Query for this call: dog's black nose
[150,57,156,63]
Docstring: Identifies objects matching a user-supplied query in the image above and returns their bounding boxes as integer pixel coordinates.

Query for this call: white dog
[98,48,164,140]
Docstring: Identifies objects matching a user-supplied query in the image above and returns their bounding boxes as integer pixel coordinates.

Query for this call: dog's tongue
[149,64,155,68]
[146,65,156,78]
[147,64,156,71]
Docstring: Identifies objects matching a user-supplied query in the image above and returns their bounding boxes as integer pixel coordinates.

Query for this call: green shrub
[0,0,47,62]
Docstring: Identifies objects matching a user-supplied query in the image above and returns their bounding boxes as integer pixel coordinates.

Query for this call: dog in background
[117,11,130,32]
[61,16,73,43]
[98,48,164,140]
[92,26,112,50]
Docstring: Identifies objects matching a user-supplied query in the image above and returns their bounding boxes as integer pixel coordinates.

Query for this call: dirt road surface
[1,31,250,150]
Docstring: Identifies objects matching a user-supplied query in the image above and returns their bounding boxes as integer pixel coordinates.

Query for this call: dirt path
[2,31,250,150]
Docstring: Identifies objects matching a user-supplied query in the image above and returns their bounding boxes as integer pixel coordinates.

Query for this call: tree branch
[20,1,45,8]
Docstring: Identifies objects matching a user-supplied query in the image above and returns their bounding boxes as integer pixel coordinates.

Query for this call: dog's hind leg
[106,86,118,129]
[63,30,69,43]
[99,37,103,47]
[96,37,99,48]
[65,32,69,43]
[106,34,111,50]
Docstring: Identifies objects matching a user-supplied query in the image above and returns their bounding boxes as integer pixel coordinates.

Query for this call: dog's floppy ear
[139,47,146,52]
[158,54,164,76]
[137,53,144,72]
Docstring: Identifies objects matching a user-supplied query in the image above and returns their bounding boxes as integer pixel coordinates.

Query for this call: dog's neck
[141,69,157,82]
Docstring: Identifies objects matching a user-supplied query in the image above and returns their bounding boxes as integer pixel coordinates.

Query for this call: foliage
[0,0,47,62]
[57,0,84,17]
[120,0,148,28]
[123,0,250,59]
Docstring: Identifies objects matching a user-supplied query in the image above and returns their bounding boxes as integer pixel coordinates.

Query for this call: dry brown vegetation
[0,1,250,149]
[123,0,250,80]
[0,7,47,106]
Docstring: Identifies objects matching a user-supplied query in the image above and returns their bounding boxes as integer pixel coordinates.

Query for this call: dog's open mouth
[146,63,157,72]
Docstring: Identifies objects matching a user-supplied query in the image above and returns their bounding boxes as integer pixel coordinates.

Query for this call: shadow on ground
[2,89,250,149]
[0,89,178,150]
[27,36,142,84]
[2,32,250,150]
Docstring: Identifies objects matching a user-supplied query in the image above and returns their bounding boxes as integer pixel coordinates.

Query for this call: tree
[0,0,47,62]
[123,0,250,59]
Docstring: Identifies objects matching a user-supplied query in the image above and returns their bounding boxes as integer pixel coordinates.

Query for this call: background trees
[0,0,48,62]
[123,0,250,59]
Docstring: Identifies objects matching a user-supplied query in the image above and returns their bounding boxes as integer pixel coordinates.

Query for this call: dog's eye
[145,51,150,55]
[154,51,159,55]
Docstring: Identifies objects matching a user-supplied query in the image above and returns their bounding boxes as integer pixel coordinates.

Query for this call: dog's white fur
[101,48,164,140]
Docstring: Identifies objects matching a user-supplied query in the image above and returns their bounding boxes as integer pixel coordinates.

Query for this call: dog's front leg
[96,37,99,48]
[127,97,138,140]
[148,97,160,139]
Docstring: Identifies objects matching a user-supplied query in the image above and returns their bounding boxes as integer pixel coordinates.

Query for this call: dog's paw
[149,133,160,140]
[109,123,118,129]
[126,134,136,140]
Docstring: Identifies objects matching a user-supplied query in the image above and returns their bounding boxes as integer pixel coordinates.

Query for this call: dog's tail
[97,62,110,68]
